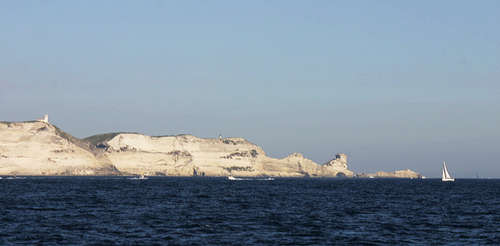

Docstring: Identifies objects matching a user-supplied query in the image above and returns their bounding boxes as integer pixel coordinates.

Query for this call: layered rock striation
[86,133,353,177]
[0,121,353,177]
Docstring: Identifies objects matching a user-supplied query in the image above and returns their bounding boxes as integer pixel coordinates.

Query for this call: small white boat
[442,161,455,182]
[129,174,148,180]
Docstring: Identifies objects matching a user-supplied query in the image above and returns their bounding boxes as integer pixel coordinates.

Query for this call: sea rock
[357,169,422,179]
[324,153,348,169]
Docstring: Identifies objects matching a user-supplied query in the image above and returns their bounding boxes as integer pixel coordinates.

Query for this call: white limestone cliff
[0,121,353,177]
[0,121,117,175]
[94,133,353,177]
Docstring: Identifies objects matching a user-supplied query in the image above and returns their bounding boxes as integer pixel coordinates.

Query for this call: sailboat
[442,161,455,182]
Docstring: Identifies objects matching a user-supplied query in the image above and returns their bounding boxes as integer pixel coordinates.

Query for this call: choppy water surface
[1,177,499,245]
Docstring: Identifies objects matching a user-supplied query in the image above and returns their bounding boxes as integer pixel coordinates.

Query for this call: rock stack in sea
[356,169,422,179]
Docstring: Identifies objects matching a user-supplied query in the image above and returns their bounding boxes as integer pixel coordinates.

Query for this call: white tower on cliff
[38,114,49,123]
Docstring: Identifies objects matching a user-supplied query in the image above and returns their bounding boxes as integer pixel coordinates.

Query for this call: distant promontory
[356,169,422,179]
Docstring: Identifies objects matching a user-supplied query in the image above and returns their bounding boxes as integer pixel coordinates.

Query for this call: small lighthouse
[38,114,49,123]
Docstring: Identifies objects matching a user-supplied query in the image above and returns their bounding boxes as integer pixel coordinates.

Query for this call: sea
[1,177,499,245]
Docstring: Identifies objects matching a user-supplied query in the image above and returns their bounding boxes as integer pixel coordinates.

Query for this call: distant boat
[228,176,242,180]
[129,174,148,180]
[442,161,455,182]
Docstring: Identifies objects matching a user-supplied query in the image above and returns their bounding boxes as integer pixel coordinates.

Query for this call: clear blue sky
[1,1,499,178]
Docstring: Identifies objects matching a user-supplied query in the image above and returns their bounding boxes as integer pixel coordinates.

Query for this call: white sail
[443,162,451,179]
[442,161,455,182]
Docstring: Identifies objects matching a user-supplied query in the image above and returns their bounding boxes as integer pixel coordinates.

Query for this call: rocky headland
[0,120,353,177]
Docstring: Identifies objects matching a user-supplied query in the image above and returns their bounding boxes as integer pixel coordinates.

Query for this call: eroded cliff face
[0,121,117,175]
[95,133,354,177]
[0,121,353,177]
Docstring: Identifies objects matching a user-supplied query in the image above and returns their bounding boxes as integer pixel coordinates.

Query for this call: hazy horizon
[1,1,499,178]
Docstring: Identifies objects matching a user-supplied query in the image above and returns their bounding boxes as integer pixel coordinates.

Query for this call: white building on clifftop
[37,114,49,123]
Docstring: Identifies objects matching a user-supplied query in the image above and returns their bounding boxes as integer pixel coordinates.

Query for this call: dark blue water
[1,177,499,245]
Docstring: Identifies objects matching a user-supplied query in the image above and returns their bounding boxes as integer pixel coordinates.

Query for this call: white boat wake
[4,176,26,180]
[228,176,274,181]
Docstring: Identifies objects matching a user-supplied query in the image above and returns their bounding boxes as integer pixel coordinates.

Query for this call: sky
[1,1,499,178]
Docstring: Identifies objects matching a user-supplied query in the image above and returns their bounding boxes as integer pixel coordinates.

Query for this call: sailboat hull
[442,178,455,182]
